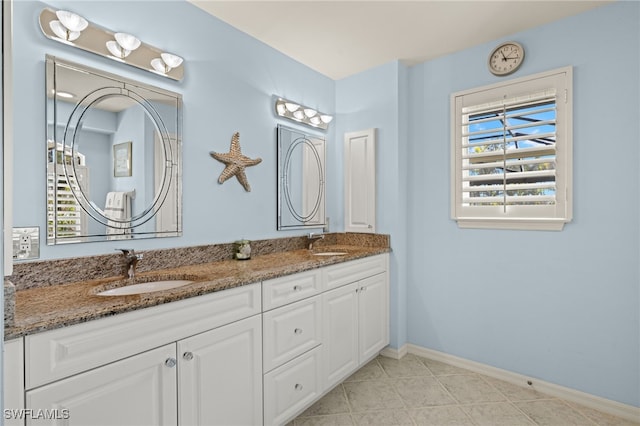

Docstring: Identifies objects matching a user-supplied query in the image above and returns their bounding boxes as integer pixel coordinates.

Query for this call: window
[451,67,572,230]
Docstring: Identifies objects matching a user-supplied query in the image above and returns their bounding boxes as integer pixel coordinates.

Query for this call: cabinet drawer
[323,254,387,290]
[263,269,322,311]
[263,296,322,372]
[25,283,261,389]
[264,346,322,426]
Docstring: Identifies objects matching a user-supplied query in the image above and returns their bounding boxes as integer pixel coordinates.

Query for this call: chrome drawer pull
[165,357,177,368]
[294,328,303,335]
[183,351,194,361]
[293,285,302,291]
[294,383,303,391]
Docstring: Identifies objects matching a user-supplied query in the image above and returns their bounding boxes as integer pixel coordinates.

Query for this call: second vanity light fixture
[275,97,333,130]
[39,8,185,81]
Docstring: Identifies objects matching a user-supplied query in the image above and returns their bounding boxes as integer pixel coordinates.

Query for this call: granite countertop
[6,245,389,340]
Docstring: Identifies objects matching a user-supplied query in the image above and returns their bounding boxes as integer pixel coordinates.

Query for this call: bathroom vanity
[4,238,389,426]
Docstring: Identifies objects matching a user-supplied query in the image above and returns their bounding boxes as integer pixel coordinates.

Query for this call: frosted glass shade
[115,33,141,51]
[49,20,80,41]
[106,40,130,58]
[55,10,88,32]
[161,53,183,68]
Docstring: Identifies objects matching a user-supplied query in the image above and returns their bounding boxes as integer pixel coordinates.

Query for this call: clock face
[489,42,524,76]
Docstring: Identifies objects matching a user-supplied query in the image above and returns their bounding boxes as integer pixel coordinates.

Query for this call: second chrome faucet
[118,249,144,279]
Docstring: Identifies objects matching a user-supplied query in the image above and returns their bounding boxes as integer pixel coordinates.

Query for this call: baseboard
[379,344,408,360]
[406,344,640,423]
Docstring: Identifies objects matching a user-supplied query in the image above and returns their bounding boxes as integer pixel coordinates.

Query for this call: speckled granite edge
[5,233,388,291]
[4,280,15,326]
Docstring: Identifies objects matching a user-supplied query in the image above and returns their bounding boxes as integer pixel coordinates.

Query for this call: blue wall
[335,61,410,350]
[405,1,639,407]
[8,0,639,409]
[12,0,335,259]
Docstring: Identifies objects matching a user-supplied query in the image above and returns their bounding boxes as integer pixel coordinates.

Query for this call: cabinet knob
[368,224,373,229]
[294,328,303,335]
[294,383,303,391]
[165,357,177,368]
[293,285,302,291]
[183,351,194,361]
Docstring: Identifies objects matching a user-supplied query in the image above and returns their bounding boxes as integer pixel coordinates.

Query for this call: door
[344,129,376,233]
[322,282,358,389]
[26,344,178,426]
[358,273,389,363]
[178,315,262,426]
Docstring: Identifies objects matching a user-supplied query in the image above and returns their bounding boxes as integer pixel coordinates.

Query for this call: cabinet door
[26,344,177,426]
[344,128,376,233]
[178,315,262,426]
[358,273,389,363]
[322,282,358,389]
[4,338,24,426]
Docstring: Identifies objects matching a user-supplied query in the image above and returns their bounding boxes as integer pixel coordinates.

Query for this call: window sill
[455,217,570,231]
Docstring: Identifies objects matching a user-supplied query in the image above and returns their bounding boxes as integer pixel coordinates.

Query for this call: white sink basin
[97,280,194,296]
[313,252,348,256]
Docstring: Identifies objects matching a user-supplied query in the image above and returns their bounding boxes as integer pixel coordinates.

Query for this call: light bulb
[55,10,88,32]
[114,33,141,51]
[276,103,286,115]
[303,108,317,118]
[293,110,305,120]
[309,116,321,125]
[320,115,333,124]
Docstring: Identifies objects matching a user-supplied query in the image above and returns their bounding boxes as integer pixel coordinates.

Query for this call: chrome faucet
[307,232,325,250]
[118,249,144,279]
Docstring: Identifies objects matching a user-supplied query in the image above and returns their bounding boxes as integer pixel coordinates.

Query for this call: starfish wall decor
[210,132,262,192]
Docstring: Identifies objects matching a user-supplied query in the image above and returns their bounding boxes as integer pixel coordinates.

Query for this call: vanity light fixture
[150,52,184,75]
[39,7,185,81]
[274,97,333,130]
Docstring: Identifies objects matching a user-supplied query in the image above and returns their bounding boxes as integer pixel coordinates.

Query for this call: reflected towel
[105,191,132,239]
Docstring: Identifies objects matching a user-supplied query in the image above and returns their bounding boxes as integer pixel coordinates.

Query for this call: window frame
[450,67,573,231]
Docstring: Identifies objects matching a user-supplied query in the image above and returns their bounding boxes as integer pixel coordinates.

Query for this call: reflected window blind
[47,166,84,239]
[460,90,557,210]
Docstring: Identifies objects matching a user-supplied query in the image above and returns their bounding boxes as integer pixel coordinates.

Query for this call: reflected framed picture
[114,142,132,177]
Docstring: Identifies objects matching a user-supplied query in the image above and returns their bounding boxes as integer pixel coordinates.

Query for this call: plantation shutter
[451,67,572,230]
[461,90,557,208]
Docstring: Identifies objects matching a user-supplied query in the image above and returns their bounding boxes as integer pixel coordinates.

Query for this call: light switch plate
[13,227,40,260]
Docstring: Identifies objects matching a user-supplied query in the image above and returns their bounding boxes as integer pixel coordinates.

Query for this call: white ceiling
[188,0,611,80]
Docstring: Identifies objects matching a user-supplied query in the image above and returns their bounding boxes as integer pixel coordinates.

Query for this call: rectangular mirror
[277,124,326,230]
[46,55,182,244]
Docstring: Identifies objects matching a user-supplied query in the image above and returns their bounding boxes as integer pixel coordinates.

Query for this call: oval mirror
[277,125,326,230]
[46,55,182,244]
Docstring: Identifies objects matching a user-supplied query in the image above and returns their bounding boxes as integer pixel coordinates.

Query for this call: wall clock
[488,41,525,76]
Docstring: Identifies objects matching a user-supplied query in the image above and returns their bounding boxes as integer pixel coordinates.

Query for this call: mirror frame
[277,124,326,230]
[46,55,183,244]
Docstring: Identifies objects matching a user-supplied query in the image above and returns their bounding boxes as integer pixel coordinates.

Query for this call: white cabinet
[344,129,376,233]
[178,315,262,426]
[263,346,322,426]
[4,338,24,426]
[322,283,359,388]
[357,273,389,362]
[26,344,178,426]
[12,253,389,426]
[263,296,322,373]
[23,283,262,426]
[323,256,389,389]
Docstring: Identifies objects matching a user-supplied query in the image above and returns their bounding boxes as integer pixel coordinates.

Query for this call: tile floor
[291,353,640,426]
